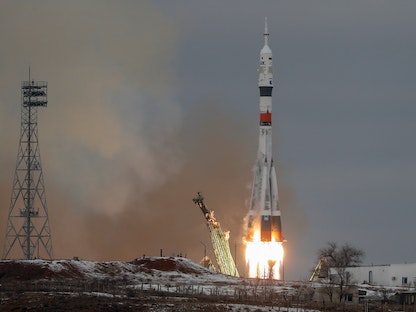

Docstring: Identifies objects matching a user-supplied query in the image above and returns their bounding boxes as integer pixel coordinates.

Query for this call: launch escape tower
[193,193,239,277]
[3,77,53,260]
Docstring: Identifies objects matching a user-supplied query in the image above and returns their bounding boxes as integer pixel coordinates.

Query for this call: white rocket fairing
[246,18,283,243]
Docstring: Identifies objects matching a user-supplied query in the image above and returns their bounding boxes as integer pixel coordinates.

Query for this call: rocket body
[246,21,283,243]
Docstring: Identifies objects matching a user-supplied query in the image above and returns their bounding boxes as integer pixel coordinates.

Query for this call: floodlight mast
[3,73,53,260]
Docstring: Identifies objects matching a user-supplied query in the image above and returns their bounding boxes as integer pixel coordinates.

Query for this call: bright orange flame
[245,229,284,279]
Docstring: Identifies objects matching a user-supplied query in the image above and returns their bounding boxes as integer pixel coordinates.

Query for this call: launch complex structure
[2,73,53,260]
[193,193,239,277]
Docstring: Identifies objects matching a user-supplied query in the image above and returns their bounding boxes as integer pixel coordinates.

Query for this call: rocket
[246,18,283,243]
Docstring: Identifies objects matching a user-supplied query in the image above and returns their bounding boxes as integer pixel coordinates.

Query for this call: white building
[344,263,416,287]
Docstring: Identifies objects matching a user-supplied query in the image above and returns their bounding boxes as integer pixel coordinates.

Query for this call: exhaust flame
[245,229,284,279]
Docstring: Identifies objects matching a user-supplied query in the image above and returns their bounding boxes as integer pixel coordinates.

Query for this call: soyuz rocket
[246,19,283,243]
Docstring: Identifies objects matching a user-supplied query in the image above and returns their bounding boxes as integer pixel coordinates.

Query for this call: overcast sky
[0,1,415,280]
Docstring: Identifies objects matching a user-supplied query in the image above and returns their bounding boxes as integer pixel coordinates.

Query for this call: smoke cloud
[0,1,305,278]
[48,95,255,265]
[0,1,254,265]
[0,0,182,254]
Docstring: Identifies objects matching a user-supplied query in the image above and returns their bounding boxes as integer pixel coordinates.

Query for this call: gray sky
[0,1,415,280]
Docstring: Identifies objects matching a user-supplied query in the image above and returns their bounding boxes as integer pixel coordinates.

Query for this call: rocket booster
[246,18,283,243]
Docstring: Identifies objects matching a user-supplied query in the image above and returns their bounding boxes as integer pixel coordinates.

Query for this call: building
[343,263,416,287]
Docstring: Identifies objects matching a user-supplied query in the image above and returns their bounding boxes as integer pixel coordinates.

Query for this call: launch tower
[193,193,239,277]
[3,75,53,260]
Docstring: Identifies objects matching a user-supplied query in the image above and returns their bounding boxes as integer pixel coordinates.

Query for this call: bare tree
[317,241,364,302]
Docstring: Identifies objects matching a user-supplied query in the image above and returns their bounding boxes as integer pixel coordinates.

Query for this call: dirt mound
[0,261,50,281]
[0,260,85,281]
[130,257,209,275]
[0,257,210,282]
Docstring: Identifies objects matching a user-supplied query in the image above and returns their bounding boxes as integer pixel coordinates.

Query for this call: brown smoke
[48,96,254,267]
[0,1,306,279]
[0,0,182,257]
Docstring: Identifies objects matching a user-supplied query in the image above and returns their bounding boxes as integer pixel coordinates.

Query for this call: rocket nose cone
[261,45,272,55]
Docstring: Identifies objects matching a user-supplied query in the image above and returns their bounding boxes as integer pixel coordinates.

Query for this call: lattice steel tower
[3,76,53,259]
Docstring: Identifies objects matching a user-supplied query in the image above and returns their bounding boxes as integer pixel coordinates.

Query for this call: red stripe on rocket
[260,112,272,126]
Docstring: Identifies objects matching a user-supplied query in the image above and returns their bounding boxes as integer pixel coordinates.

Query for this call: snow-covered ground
[0,257,404,311]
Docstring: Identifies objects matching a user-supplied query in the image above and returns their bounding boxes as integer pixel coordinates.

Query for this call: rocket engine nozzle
[246,214,283,243]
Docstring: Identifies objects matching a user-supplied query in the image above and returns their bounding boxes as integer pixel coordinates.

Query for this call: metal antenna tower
[3,73,53,260]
